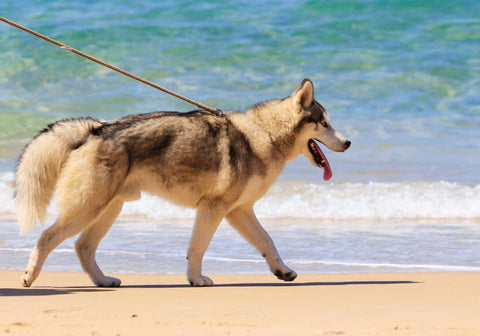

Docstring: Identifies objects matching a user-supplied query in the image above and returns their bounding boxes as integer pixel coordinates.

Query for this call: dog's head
[290,79,351,181]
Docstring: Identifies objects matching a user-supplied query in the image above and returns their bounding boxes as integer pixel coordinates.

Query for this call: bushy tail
[15,118,103,234]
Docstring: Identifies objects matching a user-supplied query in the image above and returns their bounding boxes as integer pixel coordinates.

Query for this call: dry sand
[1,271,479,335]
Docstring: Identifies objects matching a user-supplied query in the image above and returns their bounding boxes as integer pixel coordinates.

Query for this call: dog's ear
[292,79,314,111]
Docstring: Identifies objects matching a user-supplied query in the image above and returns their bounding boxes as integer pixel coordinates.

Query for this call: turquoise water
[1,1,479,275]
[2,0,479,181]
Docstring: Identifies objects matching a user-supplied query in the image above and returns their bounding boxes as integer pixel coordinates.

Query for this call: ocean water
[0,0,479,276]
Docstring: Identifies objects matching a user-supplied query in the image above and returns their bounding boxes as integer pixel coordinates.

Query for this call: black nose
[344,140,351,150]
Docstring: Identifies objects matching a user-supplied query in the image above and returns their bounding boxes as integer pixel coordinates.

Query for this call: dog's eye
[321,121,328,128]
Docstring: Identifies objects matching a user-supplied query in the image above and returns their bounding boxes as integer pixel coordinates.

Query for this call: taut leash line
[0,17,223,116]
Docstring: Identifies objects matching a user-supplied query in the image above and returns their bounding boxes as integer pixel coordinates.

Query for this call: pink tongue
[314,141,332,181]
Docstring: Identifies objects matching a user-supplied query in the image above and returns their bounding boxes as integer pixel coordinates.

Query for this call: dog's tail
[15,118,103,234]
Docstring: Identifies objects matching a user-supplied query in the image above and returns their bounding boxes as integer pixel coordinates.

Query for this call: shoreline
[3,216,480,276]
[1,271,479,335]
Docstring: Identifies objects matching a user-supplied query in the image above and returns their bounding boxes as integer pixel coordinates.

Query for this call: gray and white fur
[16,79,350,287]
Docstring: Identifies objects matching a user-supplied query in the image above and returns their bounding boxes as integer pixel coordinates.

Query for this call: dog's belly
[120,169,220,208]
[144,185,205,207]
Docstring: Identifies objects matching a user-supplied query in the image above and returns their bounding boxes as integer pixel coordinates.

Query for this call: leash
[0,17,224,117]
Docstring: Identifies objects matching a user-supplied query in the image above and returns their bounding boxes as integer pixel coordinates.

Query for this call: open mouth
[308,139,332,181]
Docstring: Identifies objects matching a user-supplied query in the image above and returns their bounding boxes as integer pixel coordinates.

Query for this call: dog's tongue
[314,141,332,181]
[320,150,332,181]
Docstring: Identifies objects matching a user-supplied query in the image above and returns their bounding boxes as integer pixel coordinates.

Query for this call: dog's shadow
[0,280,417,297]
[0,287,112,297]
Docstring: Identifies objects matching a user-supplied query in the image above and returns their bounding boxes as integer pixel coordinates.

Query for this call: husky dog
[16,79,350,287]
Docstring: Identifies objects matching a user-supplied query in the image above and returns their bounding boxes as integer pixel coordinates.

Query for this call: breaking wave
[255,180,480,220]
[1,172,479,221]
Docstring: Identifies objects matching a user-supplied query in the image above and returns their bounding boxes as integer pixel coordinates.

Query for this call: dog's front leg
[187,201,226,287]
[226,207,297,282]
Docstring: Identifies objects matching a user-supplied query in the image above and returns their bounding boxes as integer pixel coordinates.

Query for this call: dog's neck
[246,99,299,162]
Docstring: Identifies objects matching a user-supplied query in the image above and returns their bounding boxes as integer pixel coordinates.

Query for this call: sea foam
[2,172,478,221]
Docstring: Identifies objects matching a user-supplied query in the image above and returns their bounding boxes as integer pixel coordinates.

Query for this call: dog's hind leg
[21,141,129,287]
[20,194,120,287]
[21,214,96,287]
[226,207,297,282]
[75,198,124,287]
[187,200,227,287]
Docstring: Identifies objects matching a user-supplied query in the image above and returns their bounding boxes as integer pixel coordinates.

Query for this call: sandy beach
[1,271,478,335]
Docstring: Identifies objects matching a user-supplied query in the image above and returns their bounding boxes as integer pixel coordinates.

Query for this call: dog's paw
[21,272,33,287]
[188,275,214,287]
[94,276,121,287]
[274,268,297,282]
